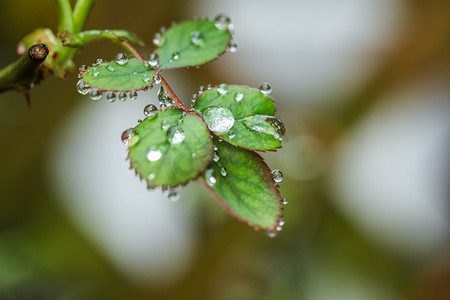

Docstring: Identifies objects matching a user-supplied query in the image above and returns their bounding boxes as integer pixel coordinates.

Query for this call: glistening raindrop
[202,106,235,132]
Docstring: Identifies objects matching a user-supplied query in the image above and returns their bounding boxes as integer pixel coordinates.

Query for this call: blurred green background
[0,0,449,299]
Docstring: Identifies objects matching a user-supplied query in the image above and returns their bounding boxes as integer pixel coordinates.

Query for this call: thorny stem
[160,75,188,112]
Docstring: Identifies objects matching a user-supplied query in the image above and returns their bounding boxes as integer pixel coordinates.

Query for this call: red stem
[160,75,188,112]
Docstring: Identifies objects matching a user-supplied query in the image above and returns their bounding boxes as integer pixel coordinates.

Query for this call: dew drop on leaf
[213,152,220,162]
[266,229,277,238]
[217,84,228,95]
[282,198,288,205]
[79,65,88,72]
[146,148,162,161]
[271,169,283,183]
[167,187,180,202]
[234,92,244,102]
[147,173,156,180]
[76,80,89,95]
[190,31,204,46]
[214,14,231,30]
[198,85,206,93]
[153,32,161,46]
[205,169,217,186]
[89,88,102,101]
[95,58,105,66]
[203,106,235,132]
[167,127,185,144]
[171,51,180,61]
[161,119,170,131]
[153,74,161,84]
[121,128,139,146]
[227,130,235,139]
[107,65,115,72]
[129,91,138,100]
[106,91,116,102]
[143,104,158,117]
[148,52,159,68]
[115,53,128,65]
[228,41,237,53]
[259,82,272,95]
[118,92,127,102]
[219,166,227,177]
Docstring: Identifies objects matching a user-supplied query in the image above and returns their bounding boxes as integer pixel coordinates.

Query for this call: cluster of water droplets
[157,85,176,108]
[161,185,181,202]
[214,14,233,31]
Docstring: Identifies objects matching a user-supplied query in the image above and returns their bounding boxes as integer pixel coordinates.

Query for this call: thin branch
[0,44,49,94]
[55,0,74,34]
[160,75,188,111]
[72,0,96,33]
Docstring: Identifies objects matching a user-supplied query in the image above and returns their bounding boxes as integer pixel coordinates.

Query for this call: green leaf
[127,108,213,187]
[80,58,154,92]
[203,137,284,231]
[76,29,145,46]
[194,85,285,151]
[157,19,232,69]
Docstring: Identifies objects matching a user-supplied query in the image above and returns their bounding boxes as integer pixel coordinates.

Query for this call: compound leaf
[194,85,285,151]
[80,58,154,92]
[203,137,284,231]
[127,108,213,187]
[157,19,232,69]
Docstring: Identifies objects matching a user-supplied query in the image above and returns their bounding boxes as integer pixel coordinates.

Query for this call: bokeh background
[0,0,449,299]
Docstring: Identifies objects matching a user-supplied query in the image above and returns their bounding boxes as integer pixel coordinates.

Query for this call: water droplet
[115,53,128,65]
[271,169,283,183]
[118,92,127,102]
[171,51,180,61]
[214,14,231,30]
[191,94,197,103]
[161,119,170,131]
[203,106,235,132]
[205,169,216,186]
[153,74,161,84]
[146,148,162,161]
[148,173,156,180]
[227,130,235,139]
[198,85,206,93]
[76,80,89,95]
[282,198,288,205]
[79,65,88,72]
[143,104,158,117]
[234,91,244,102]
[217,84,228,95]
[242,115,285,141]
[276,226,283,232]
[121,128,139,146]
[213,145,218,151]
[192,152,197,158]
[93,71,99,77]
[167,186,180,202]
[106,91,116,102]
[95,58,105,66]
[207,84,213,90]
[143,76,151,83]
[129,91,138,100]
[266,229,277,238]
[158,86,174,108]
[148,52,159,68]
[259,82,272,95]
[153,32,161,46]
[190,31,204,46]
[89,88,102,101]
[167,127,185,144]
[107,65,115,72]
[213,152,220,162]
[228,41,237,53]
[278,220,285,226]
[219,166,227,177]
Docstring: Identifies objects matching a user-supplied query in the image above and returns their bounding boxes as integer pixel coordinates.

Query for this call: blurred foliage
[0,0,449,299]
